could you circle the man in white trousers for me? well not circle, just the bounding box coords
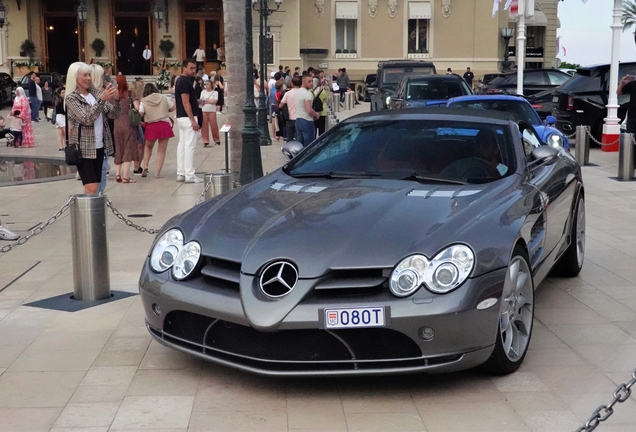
[174,59,202,183]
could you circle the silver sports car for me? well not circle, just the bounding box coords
[140,109,585,377]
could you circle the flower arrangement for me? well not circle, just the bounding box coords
[13,60,43,68]
[153,61,181,69]
[156,69,171,90]
[96,61,113,68]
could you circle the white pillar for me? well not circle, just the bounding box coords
[603,0,622,150]
[0,26,8,74]
[516,0,526,96]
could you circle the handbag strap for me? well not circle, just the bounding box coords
[128,91,133,109]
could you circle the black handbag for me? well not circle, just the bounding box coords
[64,111,82,166]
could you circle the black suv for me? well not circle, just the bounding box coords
[368,60,436,111]
[479,69,571,97]
[388,75,473,109]
[552,62,636,142]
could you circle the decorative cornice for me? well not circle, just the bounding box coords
[315,0,324,18]
[368,0,377,18]
[388,0,397,18]
[442,0,451,18]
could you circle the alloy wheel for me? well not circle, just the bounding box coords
[576,199,586,268]
[499,256,534,362]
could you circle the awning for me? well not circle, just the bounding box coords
[509,10,547,27]
[336,1,358,19]
[409,2,432,19]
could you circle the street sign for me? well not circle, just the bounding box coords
[319,62,329,68]
[552,57,562,68]
[260,35,274,65]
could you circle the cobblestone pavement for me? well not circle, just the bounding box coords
[1,103,636,431]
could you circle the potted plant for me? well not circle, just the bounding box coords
[159,39,175,58]
[90,38,106,57]
[20,39,36,61]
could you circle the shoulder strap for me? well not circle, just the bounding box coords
[316,88,323,98]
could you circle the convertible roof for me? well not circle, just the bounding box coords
[348,107,519,125]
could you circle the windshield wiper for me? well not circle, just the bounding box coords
[400,173,468,185]
[289,171,380,179]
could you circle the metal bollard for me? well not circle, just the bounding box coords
[346,92,354,110]
[204,173,232,200]
[575,125,590,166]
[71,194,111,301]
[618,133,635,181]
[332,94,340,112]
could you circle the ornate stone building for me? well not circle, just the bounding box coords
[0,0,559,80]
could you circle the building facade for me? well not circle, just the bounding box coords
[0,0,559,81]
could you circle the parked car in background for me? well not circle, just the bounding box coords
[368,59,437,111]
[18,72,64,97]
[139,108,585,377]
[479,69,572,97]
[356,73,377,102]
[388,75,472,109]
[526,89,555,120]
[445,95,570,149]
[0,73,17,106]
[475,73,499,93]
[552,62,636,143]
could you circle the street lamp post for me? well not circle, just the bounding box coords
[252,0,282,146]
[241,0,264,185]
[500,27,514,72]
[76,1,87,62]
[0,1,7,28]
[152,0,165,29]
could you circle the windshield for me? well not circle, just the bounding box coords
[286,119,517,183]
[407,80,471,100]
[447,99,541,125]
[381,67,435,85]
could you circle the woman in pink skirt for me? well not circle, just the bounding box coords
[139,83,175,178]
[11,88,34,147]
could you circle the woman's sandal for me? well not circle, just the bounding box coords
[116,175,122,183]
[122,177,136,183]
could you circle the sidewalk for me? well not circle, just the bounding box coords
[1,102,636,431]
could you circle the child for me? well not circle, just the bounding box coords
[0,116,13,147]
[9,110,23,148]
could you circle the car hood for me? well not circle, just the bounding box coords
[176,172,519,279]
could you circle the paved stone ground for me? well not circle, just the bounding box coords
[1,103,636,431]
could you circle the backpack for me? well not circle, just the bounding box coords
[312,88,324,112]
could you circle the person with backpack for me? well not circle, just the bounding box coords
[312,70,329,137]
[294,72,320,146]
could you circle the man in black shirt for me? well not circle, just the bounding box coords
[463,67,475,90]
[618,74,636,134]
[175,58,202,183]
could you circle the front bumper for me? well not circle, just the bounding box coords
[140,261,506,377]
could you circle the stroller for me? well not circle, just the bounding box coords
[0,128,14,147]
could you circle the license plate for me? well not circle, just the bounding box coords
[552,96,559,103]
[323,306,385,329]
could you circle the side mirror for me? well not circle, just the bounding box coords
[545,115,557,126]
[369,82,379,87]
[281,140,303,161]
[530,146,559,166]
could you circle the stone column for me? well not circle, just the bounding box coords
[0,26,8,74]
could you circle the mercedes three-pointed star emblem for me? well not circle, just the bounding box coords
[259,261,299,298]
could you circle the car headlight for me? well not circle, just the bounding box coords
[150,229,183,272]
[385,96,392,106]
[426,245,474,293]
[389,245,475,297]
[172,241,202,280]
[546,133,563,148]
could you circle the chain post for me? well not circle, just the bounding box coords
[0,196,76,254]
[574,368,636,432]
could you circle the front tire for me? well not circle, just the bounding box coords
[551,195,585,277]
[480,247,534,375]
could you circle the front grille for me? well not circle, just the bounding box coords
[314,268,389,293]
[155,310,461,373]
[200,256,241,290]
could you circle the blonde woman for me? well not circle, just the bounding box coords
[139,83,175,178]
[65,62,120,194]
[199,80,219,146]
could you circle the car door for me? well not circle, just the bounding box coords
[522,126,576,260]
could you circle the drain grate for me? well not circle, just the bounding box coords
[127,214,153,218]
